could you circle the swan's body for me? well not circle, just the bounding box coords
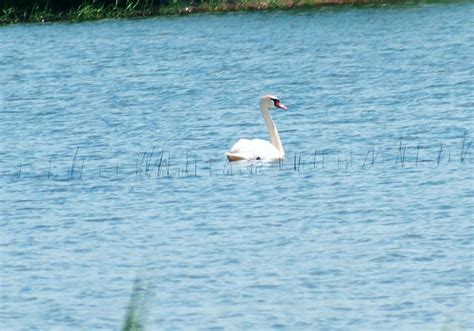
[226,138,280,161]
[226,95,287,161]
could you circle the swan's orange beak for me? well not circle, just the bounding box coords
[275,100,287,110]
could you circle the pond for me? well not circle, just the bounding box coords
[1,2,473,329]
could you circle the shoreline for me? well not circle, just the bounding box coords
[0,0,464,25]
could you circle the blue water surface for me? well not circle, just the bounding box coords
[1,2,473,330]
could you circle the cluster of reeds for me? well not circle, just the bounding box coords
[134,146,199,178]
[6,137,472,181]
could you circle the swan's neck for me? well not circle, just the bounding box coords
[260,108,284,156]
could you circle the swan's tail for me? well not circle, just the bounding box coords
[225,152,248,162]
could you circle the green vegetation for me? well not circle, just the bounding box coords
[2,0,160,24]
[0,0,440,25]
[122,276,150,331]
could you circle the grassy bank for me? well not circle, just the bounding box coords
[0,0,458,24]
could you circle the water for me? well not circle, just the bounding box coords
[1,2,473,330]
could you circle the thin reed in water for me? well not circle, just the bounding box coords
[136,152,146,176]
[371,147,381,166]
[395,139,403,165]
[17,162,22,179]
[185,151,189,177]
[144,146,155,175]
[415,144,420,166]
[69,147,79,180]
[461,138,472,163]
[194,155,197,177]
[460,132,467,162]
[437,143,443,166]
[155,150,165,177]
[48,158,52,179]
[402,144,407,167]
[362,148,371,169]
[79,156,85,179]
[313,149,317,169]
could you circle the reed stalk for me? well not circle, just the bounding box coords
[372,147,381,166]
[17,162,22,179]
[460,135,471,163]
[194,155,197,177]
[48,157,52,179]
[69,147,79,180]
[401,144,407,167]
[395,139,402,165]
[155,150,165,177]
[313,149,317,169]
[144,147,155,175]
[415,144,420,166]
[437,143,443,166]
[136,152,146,176]
[167,153,171,177]
[80,156,85,179]
[362,147,370,169]
[185,151,189,177]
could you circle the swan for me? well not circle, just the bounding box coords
[226,95,288,161]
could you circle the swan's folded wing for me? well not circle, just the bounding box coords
[228,139,252,153]
[226,139,253,161]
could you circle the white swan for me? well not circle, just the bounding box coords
[226,95,288,161]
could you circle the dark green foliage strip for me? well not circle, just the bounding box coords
[1,0,175,24]
[0,0,460,24]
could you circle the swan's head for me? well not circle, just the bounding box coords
[260,95,287,111]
